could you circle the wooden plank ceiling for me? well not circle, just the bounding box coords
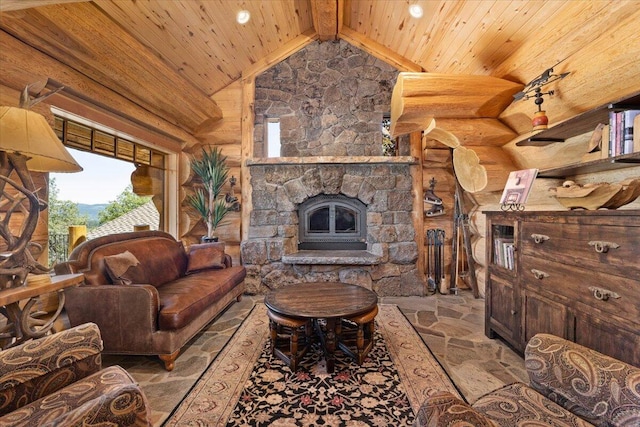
[0,0,633,141]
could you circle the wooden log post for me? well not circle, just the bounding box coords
[390,73,523,138]
[423,121,516,194]
[68,225,86,253]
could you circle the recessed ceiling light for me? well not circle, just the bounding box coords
[237,10,250,25]
[409,4,423,19]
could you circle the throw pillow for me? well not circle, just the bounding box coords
[186,243,225,274]
[103,251,148,285]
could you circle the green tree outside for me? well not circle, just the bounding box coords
[98,185,151,224]
[48,177,89,234]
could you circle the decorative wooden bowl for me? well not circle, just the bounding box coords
[551,178,640,210]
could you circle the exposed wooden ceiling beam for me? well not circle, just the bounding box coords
[0,30,198,146]
[311,0,339,41]
[0,3,222,135]
[339,27,423,72]
[390,73,523,138]
[0,0,87,12]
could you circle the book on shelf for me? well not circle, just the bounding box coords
[635,114,640,153]
[499,168,538,205]
[493,237,515,270]
[608,109,640,156]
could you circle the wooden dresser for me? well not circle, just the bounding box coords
[484,210,640,367]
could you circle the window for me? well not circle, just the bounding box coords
[52,112,167,232]
[266,118,281,157]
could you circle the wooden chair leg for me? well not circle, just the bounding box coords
[269,319,278,356]
[290,328,300,370]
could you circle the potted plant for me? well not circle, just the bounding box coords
[187,147,231,243]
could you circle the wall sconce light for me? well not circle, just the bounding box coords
[0,85,82,288]
[225,175,241,212]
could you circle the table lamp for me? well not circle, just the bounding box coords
[1,104,82,289]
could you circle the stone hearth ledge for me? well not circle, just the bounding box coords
[246,156,419,166]
[281,250,382,265]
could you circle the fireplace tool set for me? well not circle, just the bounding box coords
[426,228,445,294]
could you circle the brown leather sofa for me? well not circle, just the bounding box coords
[414,333,640,427]
[0,323,150,426]
[55,230,246,371]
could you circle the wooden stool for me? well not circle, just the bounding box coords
[267,309,311,371]
[337,305,378,364]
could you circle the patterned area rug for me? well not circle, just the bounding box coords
[165,303,460,426]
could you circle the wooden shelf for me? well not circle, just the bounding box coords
[516,93,640,147]
[538,152,640,178]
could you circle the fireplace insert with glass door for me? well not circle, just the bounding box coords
[298,195,367,250]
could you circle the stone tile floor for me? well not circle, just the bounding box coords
[382,291,528,403]
[103,290,527,425]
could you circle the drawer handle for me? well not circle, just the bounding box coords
[531,269,549,280]
[531,234,549,244]
[588,241,620,253]
[588,286,620,301]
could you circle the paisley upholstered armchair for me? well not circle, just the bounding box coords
[415,333,640,427]
[0,323,151,426]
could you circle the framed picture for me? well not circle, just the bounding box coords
[500,169,539,205]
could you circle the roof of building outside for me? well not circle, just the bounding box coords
[87,200,159,239]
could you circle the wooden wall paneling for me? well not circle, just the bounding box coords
[311,0,339,41]
[423,148,452,166]
[390,73,523,134]
[463,1,566,76]
[240,77,256,242]
[410,131,425,286]
[452,146,515,194]
[0,0,88,12]
[0,31,198,146]
[93,0,314,97]
[410,1,478,73]
[339,27,423,72]
[431,118,517,146]
[436,0,512,74]
[498,3,640,135]
[202,80,244,145]
[0,4,222,133]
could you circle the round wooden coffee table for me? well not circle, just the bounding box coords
[264,282,378,373]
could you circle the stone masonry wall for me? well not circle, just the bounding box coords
[242,39,422,297]
[241,163,423,296]
[253,40,398,157]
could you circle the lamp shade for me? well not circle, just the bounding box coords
[0,106,82,172]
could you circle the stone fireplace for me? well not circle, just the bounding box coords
[241,158,422,296]
[240,40,423,296]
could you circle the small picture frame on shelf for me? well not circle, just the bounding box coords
[500,168,539,211]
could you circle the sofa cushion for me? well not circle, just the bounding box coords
[472,382,595,427]
[186,243,225,274]
[157,266,246,330]
[83,237,188,287]
[104,251,149,285]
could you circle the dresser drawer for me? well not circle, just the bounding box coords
[520,256,640,325]
[520,222,640,280]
